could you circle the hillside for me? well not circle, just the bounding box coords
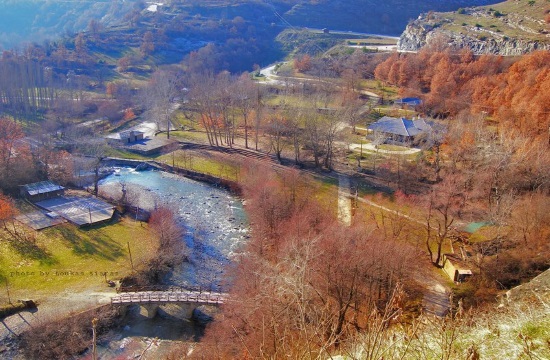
[0,0,503,51]
[281,0,503,36]
[398,0,550,54]
[0,0,138,51]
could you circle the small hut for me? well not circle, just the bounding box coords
[20,181,64,202]
[119,130,145,144]
[442,253,473,283]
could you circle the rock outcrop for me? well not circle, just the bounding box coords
[398,9,550,55]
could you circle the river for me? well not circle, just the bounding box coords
[99,167,248,290]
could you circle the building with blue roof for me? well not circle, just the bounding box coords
[394,97,423,107]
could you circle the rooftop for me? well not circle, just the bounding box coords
[368,116,432,137]
[394,97,422,106]
[35,196,114,226]
[21,181,64,196]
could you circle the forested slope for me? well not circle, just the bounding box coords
[0,0,137,50]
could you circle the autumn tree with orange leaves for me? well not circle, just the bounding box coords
[0,193,16,230]
[0,117,36,191]
[374,50,549,138]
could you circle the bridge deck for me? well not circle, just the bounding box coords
[111,290,228,306]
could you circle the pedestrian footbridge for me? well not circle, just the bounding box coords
[110,286,228,318]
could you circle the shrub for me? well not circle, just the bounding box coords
[20,305,121,359]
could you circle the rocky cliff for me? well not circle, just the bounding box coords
[398,2,550,55]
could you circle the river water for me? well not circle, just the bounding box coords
[99,167,248,289]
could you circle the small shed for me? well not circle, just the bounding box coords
[119,130,145,144]
[394,97,422,108]
[442,253,473,283]
[20,181,65,202]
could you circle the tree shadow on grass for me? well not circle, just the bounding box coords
[56,224,124,261]
[5,236,58,266]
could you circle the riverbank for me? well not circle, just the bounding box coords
[102,157,242,195]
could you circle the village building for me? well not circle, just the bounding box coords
[19,181,114,228]
[394,97,422,108]
[442,253,473,284]
[106,126,177,155]
[20,181,65,202]
[119,130,145,144]
[367,116,432,145]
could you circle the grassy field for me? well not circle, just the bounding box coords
[0,218,154,304]
[157,149,242,181]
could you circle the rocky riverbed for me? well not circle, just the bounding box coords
[99,167,249,289]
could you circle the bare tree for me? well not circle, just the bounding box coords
[142,69,179,139]
[232,73,257,149]
[265,113,288,163]
[342,98,366,134]
[301,108,325,168]
[424,173,466,267]
[253,84,265,151]
[78,138,108,196]
[322,111,341,170]
[188,72,231,147]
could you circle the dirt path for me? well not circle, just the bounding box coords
[0,287,117,349]
[337,174,352,226]
[415,269,451,317]
[349,142,422,155]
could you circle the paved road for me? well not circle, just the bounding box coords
[259,64,380,100]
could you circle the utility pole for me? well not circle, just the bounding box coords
[5,278,12,305]
[92,318,98,360]
[127,242,134,272]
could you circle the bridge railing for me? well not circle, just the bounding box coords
[117,285,220,294]
[110,290,228,305]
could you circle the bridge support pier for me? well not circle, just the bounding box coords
[140,304,159,319]
[176,303,197,319]
[117,305,128,317]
